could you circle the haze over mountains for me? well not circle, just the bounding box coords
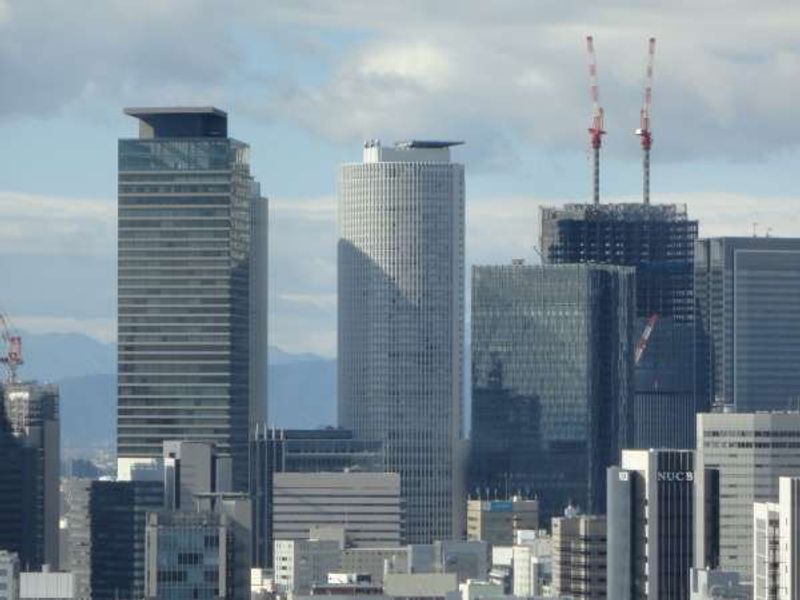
[18,332,337,453]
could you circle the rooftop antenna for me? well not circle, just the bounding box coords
[586,35,606,205]
[635,38,656,205]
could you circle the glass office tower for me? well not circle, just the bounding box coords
[695,237,800,411]
[540,202,699,448]
[471,262,635,519]
[117,107,267,490]
[338,140,465,543]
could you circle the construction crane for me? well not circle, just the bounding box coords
[0,313,23,383]
[586,35,605,205]
[634,313,659,366]
[635,37,656,205]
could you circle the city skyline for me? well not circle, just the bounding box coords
[2,3,800,356]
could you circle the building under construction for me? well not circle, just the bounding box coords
[539,202,699,448]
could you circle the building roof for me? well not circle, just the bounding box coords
[394,140,464,149]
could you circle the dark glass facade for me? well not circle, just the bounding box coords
[694,237,800,411]
[90,480,163,600]
[117,108,267,490]
[470,263,634,519]
[540,202,699,449]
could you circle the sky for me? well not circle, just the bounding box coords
[1,1,800,356]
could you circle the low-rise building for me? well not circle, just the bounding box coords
[466,499,539,547]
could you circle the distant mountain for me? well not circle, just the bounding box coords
[18,331,115,382]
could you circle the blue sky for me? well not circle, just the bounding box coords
[1,1,800,355]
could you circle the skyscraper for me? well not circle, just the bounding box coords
[694,237,800,411]
[117,107,267,490]
[470,262,635,518]
[0,382,59,570]
[540,202,699,448]
[607,449,696,600]
[695,412,800,582]
[338,140,465,542]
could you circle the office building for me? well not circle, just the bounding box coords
[540,202,699,449]
[0,382,60,569]
[512,538,551,598]
[273,539,342,594]
[250,427,386,568]
[89,480,163,600]
[0,551,20,600]
[695,237,800,411]
[338,547,409,585]
[19,571,74,600]
[551,514,606,600]
[145,503,250,600]
[117,107,268,490]
[407,541,490,584]
[338,140,465,542]
[383,573,458,599]
[273,471,402,548]
[61,479,91,600]
[694,412,800,581]
[753,502,780,600]
[471,262,635,518]
[466,499,539,547]
[689,569,748,600]
[607,449,695,600]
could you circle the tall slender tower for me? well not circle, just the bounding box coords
[338,140,465,542]
[117,107,267,490]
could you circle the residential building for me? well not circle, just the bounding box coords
[89,480,163,600]
[0,382,60,569]
[551,514,606,600]
[607,449,696,600]
[466,498,539,547]
[471,262,635,519]
[338,139,465,542]
[273,471,402,548]
[0,551,20,600]
[694,412,800,581]
[753,502,780,600]
[540,202,699,449]
[695,237,800,411]
[117,107,268,490]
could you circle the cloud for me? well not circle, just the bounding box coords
[0,191,114,256]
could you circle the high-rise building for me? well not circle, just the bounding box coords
[338,139,465,542]
[694,412,800,582]
[753,477,800,600]
[0,382,60,569]
[694,237,800,411]
[471,262,635,518]
[466,498,539,547]
[117,107,267,490]
[551,513,607,600]
[273,472,403,548]
[540,202,699,449]
[89,480,163,600]
[607,449,696,600]
[62,478,91,600]
[753,501,780,600]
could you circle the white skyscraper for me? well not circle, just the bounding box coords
[338,140,465,542]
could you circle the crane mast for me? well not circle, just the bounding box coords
[0,313,23,383]
[586,35,606,205]
[636,37,656,205]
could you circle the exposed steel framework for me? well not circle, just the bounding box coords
[0,313,22,383]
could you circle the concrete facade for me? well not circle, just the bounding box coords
[551,515,606,600]
[466,499,539,547]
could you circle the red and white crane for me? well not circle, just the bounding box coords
[586,35,606,205]
[635,37,656,205]
[634,313,659,366]
[0,313,23,383]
